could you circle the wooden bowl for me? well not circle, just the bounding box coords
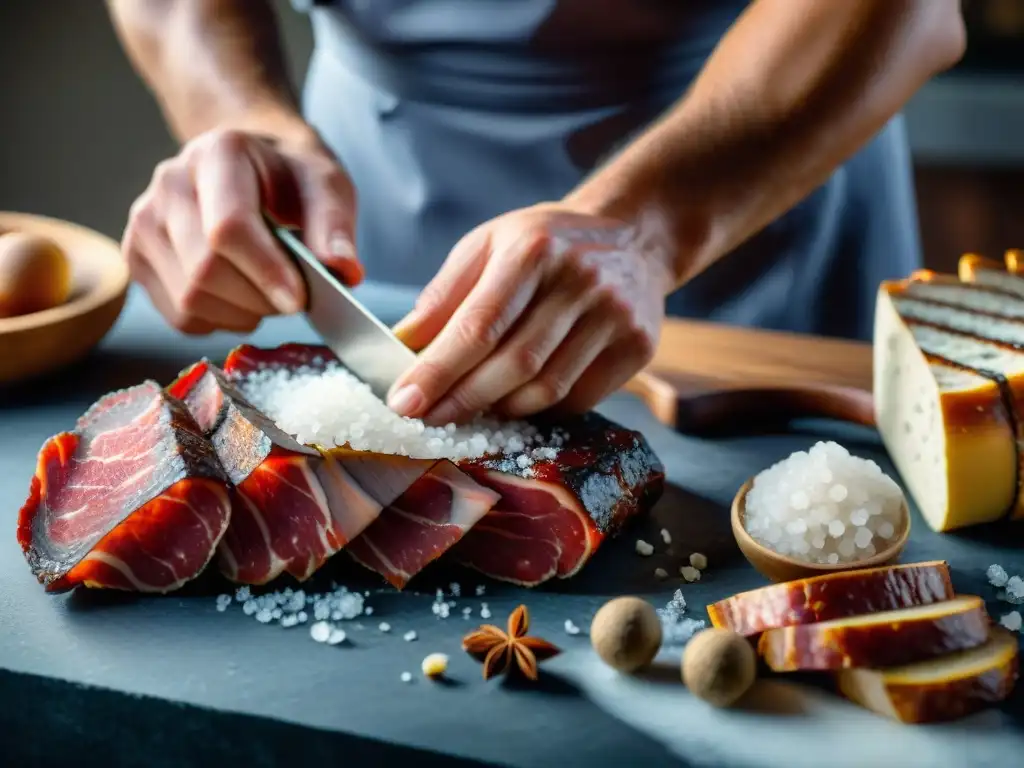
[731,477,911,584]
[0,211,129,385]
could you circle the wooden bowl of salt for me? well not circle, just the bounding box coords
[0,211,129,385]
[731,477,911,584]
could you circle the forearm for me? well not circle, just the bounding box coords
[106,0,311,144]
[566,0,966,288]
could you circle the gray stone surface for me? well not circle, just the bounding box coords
[1,288,1022,767]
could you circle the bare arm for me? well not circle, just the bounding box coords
[106,0,313,145]
[566,0,967,287]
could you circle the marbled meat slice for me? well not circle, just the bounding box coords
[169,358,387,584]
[17,382,232,593]
[346,461,500,589]
[452,412,665,586]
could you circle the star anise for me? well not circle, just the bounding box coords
[461,604,561,681]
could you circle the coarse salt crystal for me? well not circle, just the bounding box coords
[988,564,1010,588]
[404,630,418,642]
[400,671,413,683]
[379,622,391,633]
[564,619,581,636]
[310,621,331,643]
[680,566,701,582]
[689,552,708,570]
[654,567,669,580]
[660,529,672,545]
[480,603,492,619]
[1000,611,1023,632]
[475,585,486,596]
[327,628,347,645]
[635,539,654,556]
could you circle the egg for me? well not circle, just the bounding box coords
[590,596,663,673]
[0,231,72,318]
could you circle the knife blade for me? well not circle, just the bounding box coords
[267,220,418,401]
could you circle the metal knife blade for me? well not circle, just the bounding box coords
[268,222,418,401]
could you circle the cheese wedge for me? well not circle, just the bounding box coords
[758,595,990,672]
[836,627,1019,724]
[874,286,1018,532]
[707,561,954,637]
[959,252,1024,295]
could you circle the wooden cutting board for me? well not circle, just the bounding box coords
[626,319,875,433]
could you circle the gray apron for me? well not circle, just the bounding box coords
[292,0,922,341]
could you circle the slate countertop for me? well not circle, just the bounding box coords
[2,287,1023,768]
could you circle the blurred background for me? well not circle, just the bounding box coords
[0,0,1022,276]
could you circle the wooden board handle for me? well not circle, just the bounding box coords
[625,371,875,434]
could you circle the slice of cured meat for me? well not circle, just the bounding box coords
[17,382,232,593]
[168,356,412,585]
[346,461,500,589]
[452,412,666,586]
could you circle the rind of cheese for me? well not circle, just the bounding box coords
[835,627,1019,724]
[874,285,1017,532]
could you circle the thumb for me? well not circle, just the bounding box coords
[392,225,490,352]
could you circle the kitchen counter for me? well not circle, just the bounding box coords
[1,288,1022,768]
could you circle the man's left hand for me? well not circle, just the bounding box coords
[386,203,674,425]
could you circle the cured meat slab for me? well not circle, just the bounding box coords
[836,627,1020,724]
[758,596,991,672]
[17,382,232,593]
[707,561,955,636]
[453,412,665,586]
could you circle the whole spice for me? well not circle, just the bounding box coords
[462,604,561,680]
[681,628,757,708]
[590,596,662,673]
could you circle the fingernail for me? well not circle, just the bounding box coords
[388,384,425,416]
[329,233,355,259]
[269,286,302,315]
[392,311,420,342]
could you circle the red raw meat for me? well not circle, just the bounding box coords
[167,344,435,585]
[346,461,500,588]
[17,382,232,593]
[453,412,665,586]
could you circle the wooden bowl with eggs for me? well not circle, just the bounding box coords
[0,211,129,385]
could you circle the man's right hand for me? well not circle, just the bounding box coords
[123,126,362,335]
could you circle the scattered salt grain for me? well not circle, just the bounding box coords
[236,361,565,462]
[235,586,251,602]
[1000,611,1023,632]
[564,619,581,636]
[310,621,332,643]
[635,539,654,557]
[401,672,413,683]
[989,564,1010,588]
[421,653,449,678]
[404,630,418,642]
[654,567,669,580]
[326,628,347,645]
[255,608,275,624]
[462,607,473,618]
[689,553,707,570]
[680,566,701,583]
[242,600,258,616]
[743,441,904,565]
[475,585,486,597]
[660,529,672,545]
[379,622,391,633]
[297,611,308,623]
[364,606,374,616]
[280,614,299,628]
[480,603,492,620]
[449,583,461,597]
[656,589,705,646]
[215,594,232,612]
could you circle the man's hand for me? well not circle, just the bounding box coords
[123,127,362,334]
[387,204,675,424]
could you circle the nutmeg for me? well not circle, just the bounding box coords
[590,596,662,673]
[681,628,757,707]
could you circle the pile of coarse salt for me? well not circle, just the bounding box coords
[235,360,565,464]
[986,565,1024,633]
[657,589,706,646]
[744,441,904,565]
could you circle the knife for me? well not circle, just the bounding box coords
[266,217,418,401]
